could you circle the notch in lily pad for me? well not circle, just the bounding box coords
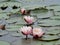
[0,6,8,10]
[12,5,20,9]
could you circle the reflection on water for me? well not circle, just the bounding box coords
[13,38,43,45]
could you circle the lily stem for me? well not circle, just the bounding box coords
[26,35,28,40]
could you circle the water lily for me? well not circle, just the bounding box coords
[20,26,32,39]
[24,16,35,24]
[33,27,44,38]
[20,8,30,15]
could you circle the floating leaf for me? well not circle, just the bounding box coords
[10,32,22,37]
[58,34,60,37]
[38,19,60,27]
[46,6,60,11]
[37,11,53,19]
[6,24,23,32]
[0,2,21,13]
[38,35,59,41]
[55,40,60,45]
[50,16,60,20]
[6,19,17,24]
[6,24,23,29]
[0,30,8,36]
[55,12,60,16]
[44,27,60,35]
[0,13,9,19]
[0,41,10,45]
[41,41,56,45]
[45,30,60,35]
[6,28,19,32]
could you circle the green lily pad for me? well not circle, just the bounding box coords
[6,19,17,24]
[6,24,23,28]
[50,16,60,20]
[31,9,48,15]
[0,0,6,2]
[49,4,60,7]
[38,19,60,27]
[0,41,10,45]
[58,34,60,37]
[23,4,46,11]
[0,13,9,19]
[6,28,19,32]
[45,30,60,35]
[38,35,59,41]
[44,27,60,35]
[55,40,60,45]
[0,2,21,7]
[55,12,60,16]
[37,11,53,19]
[41,41,56,45]
[47,27,60,31]
[38,22,53,27]
[15,18,27,25]
[0,2,21,13]
[10,8,20,13]
[6,17,22,24]
[10,32,22,37]
[5,2,21,7]
[46,6,60,11]
[6,24,23,32]
[0,30,8,36]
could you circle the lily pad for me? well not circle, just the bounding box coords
[6,19,17,24]
[0,30,8,36]
[46,6,60,11]
[55,12,60,16]
[50,16,60,20]
[15,18,27,25]
[58,34,60,37]
[0,2,21,13]
[0,13,9,19]
[0,41,10,45]
[37,11,53,19]
[10,32,21,37]
[6,28,19,32]
[38,35,59,41]
[6,24,23,29]
[6,17,21,24]
[44,27,60,35]
[45,30,60,35]
[0,2,21,7]
[6,24,23,32]
[55,40,60,45]
[23,4,46,11]
[31,9,48,16]
[38,19,60,27]
[41,41,56,45]
[0,0,7,2]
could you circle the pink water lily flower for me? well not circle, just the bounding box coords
[20,8,30,15]
[21,8,26,15]
[20,26,32,35]
[24,16,35,24]
[33,27,44,38]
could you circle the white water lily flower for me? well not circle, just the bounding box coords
[33,27,44,38]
